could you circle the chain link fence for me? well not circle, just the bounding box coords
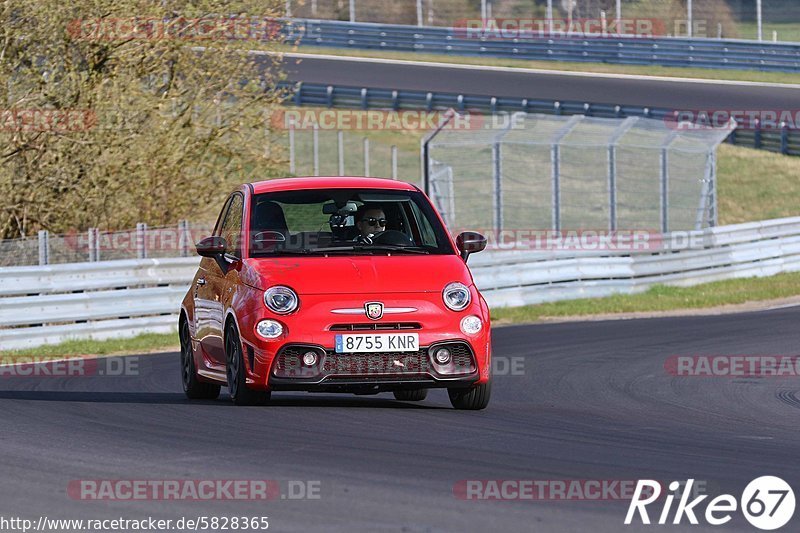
[0,222,215,268]
[270,125,422,184]
[424,113,731,234]
[286,0,800,42]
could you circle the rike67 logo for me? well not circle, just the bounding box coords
[625,477,795,530]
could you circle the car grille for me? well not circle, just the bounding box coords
[272,342,475,379]
[329,323,421,331]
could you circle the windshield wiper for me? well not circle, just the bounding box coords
[357,245,430,254]
[253,245,431,256]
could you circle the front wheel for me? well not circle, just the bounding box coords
[180,318,220,400]
[393,388,428,401]
[226,324,270,406]
[448,380,491,410]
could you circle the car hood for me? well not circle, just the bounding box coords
[241,255,472,294]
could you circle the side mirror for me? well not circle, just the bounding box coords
[196,236,226,258]
[456,231,487,261]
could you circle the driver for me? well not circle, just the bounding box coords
[354,204,386,244]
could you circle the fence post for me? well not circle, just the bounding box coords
[757,0,763,41]
[179,220,190,258]
[492,140,503,232]
[349,0,355,22]
[781,122,789,155]
[687,0,692,37]
[608,145,617,232]
[607,117,638,232]
[88,228,98,262]
[754,119,762,149]
[549,115,580,231]
[363,138,370,176]
[338,130,345,176]
[38,230,49,266]
[289,124,296,174]
[416,0,423,27]
[660,149,669,234]
[551,144,561,231]
[136,223,147,259]
[313,124,319,176]
[391,145,398,179]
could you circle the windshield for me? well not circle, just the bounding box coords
[248,188,455,257]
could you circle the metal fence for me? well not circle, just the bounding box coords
[284,18,800,72]
[281,81,800,156]
[0,222,214,268]
[285,1,800,42]
[424,113,731,233]
[279,125,422,183]
[4,216,800,349]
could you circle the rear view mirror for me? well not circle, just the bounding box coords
[196,236,226,258]
[323,201,358,214]
[456,232,487,261]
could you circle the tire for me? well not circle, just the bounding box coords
[226,323,270,406]
[448,380,491,410]
[393,388,428,401]
[180,318,220,400]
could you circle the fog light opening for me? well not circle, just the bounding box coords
[302,351,318,366]
[433,347,452,365]
[256,319,283,339]
[460,315,483,335]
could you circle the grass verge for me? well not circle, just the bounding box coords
[492,272,800,325]
[281,44,800,85]
[0,332,178,359]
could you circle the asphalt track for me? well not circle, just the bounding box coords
[1,306,799,532]
[279,54,800,111]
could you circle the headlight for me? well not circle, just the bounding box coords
[256,319,284,339]
[460,315,482,335]
[264,286,299,314]
[443,282,471,311]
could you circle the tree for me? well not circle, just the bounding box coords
[0,0,287,238]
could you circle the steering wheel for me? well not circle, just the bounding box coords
[371,230,415,247]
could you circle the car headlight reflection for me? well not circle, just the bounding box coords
[264,286,299,314]
[443,282,471,311]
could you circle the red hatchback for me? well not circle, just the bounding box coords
[179,177,491,409]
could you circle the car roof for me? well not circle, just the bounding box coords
[249,176,419,194]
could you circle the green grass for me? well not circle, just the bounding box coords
[717,143,800,225]
[737,22,800,43]
[0,332,178,359]
[492,272,800,325]
[281,44,800,85]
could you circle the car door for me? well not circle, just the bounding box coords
[195,194,244,369]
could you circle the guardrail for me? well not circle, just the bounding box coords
[278,81,800,156]
[3,217,800,350]
[284,18,800,73]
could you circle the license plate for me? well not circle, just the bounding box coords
[335,333,419,353]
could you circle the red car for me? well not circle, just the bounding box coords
[179,177,491,409]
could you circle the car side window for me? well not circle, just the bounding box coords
[409,200,438,247]
[219,193,244,257]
